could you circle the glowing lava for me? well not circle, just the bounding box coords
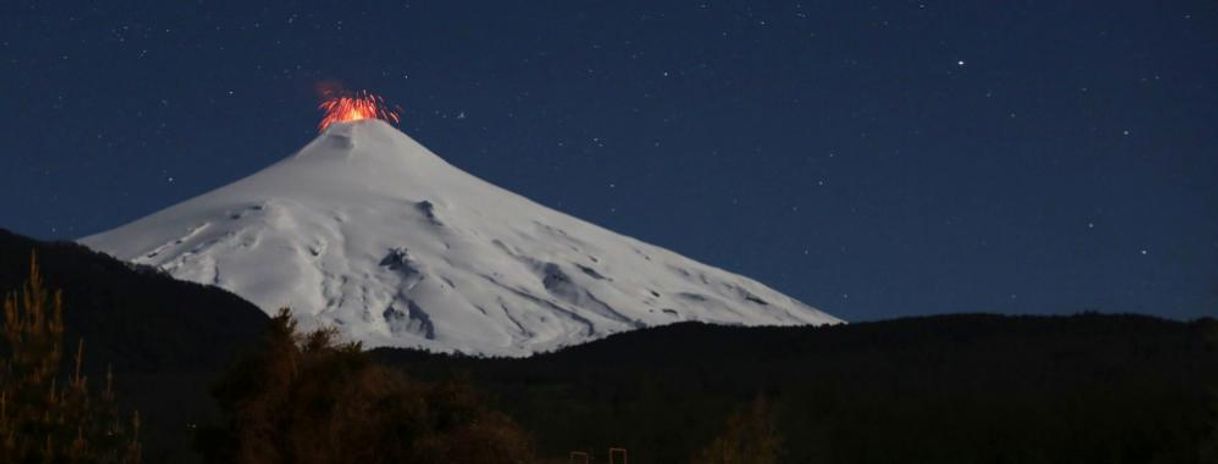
[317,90,401,132]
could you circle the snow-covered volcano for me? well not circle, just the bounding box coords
[82,120,840,355]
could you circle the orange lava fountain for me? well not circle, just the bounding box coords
[317,90,401,132]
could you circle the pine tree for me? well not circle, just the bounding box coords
[0,252,141,464]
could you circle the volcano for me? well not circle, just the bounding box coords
[82,120,841,355]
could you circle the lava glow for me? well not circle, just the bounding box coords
[317,90,401,132]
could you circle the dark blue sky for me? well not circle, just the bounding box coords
[2,1,1215,321]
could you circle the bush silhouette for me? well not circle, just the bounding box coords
[199,308,533,464]
[695,395,782,464]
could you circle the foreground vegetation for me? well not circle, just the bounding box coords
[2,229,1216,463]
[0,254,141,463]
[196,309,534,464]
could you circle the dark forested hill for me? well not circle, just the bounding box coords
[0,228,269,461]
[3,229,1215,463]
[378,314,1218,463]
[0,229,268,370]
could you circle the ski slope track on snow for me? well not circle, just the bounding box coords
[82,120,842,356]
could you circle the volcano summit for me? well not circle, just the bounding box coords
[82,120,840,355]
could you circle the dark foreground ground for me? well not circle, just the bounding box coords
[3,228,1216,463]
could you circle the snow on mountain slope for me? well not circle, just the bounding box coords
[81,120,841,356]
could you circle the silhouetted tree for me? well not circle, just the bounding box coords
[199,308,533,464]
[0,253,141,463]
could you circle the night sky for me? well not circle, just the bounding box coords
[2,1,1215,322]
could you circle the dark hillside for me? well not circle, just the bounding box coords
[0,229,269,462]
[379,314,1218,463]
